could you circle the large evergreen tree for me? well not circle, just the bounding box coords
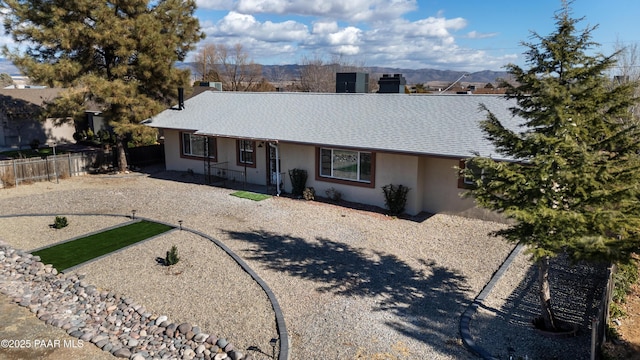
[0,0,204,171]
[463,3,640,330]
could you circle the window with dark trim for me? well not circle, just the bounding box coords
[181,132,216,160]
[317,147,374,187]
[458,159,483,189]
[237,139,256,167]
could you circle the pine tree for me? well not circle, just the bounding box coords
[0,0,204,171]
[463,3,640,330]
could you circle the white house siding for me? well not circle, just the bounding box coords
[420,156,505,221]
[163,130,269,185]
[164,129,199,173]
[279,143,421,214]
[420,157,471,214]
[218,137,268,186]
[163,131,498,218]
[0,117,75,148]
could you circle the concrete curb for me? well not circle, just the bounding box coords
[460,243,524,360]
[0,212,290,360]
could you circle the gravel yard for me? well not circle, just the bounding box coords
[0,170,515,359]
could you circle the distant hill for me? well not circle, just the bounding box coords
[182,62,510,85]
[4,58,510,86]
[364,66,509,84]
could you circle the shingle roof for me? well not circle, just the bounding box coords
[146,91,524,161]
[0,88,102,112]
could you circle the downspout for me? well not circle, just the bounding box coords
[268,142,281,196]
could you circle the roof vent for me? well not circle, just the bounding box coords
[335,72,369,93]
[377,74,406,94]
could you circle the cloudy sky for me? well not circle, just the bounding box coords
[0,0,637,73]
[193,0,640,71]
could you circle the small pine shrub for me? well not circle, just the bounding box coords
[325,187,342,202]
[165,245,180,266]
[53,216,68,229]
[382,184,410,215]
[303,187,315,201]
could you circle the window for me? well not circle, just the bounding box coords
[318,147,373,184]
[458,159,484,189]
[181,132,216,159]
[237,140,256,167]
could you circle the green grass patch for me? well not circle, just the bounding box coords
[33,220,173,271]
[230,191,271,201]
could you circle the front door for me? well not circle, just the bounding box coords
[267,145,282,186]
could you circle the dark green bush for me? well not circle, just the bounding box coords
[382,184,410,215]
[53,216,68,229]
[165,245,180,266]
[325,187,342,202]
[289,168,308,196]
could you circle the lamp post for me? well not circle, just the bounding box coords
[131,210,137,220]
[269,338,278,359]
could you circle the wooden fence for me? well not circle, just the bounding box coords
[591,264,616,360]
[0,145,164,188]
[0,152,101,188]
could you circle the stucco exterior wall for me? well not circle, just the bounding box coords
[163,130,268,185]
[278,143,421,214]
[420,157,504,221]
[0,117,75,148]
[162,132,502,219]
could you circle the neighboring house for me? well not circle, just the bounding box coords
[145,91,522,219]
[0,87,110,150]
[0,88,76,149]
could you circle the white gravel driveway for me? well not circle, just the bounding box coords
[0,170,513,359]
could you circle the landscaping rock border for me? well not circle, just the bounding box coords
[0,213,289,360]
[0,242,252,360]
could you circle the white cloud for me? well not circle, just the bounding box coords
[212,11,308,42]
[196,0,234,10]
[200,0,417,22]
[332,45,360,56]
[193,3,515,71]
[327,27,361,46]
[312,21,339,34]
[466,30,499,39]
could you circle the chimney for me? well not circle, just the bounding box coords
[178,87,185,110]
[336,72,369,93]
[377,74,406,93]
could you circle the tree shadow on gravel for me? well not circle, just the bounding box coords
[224,229,474,357]
[473,254,609,360]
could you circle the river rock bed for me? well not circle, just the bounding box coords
[0,242,252,360]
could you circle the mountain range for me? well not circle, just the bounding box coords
[183,63,510,85]
[2,58,510,85]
